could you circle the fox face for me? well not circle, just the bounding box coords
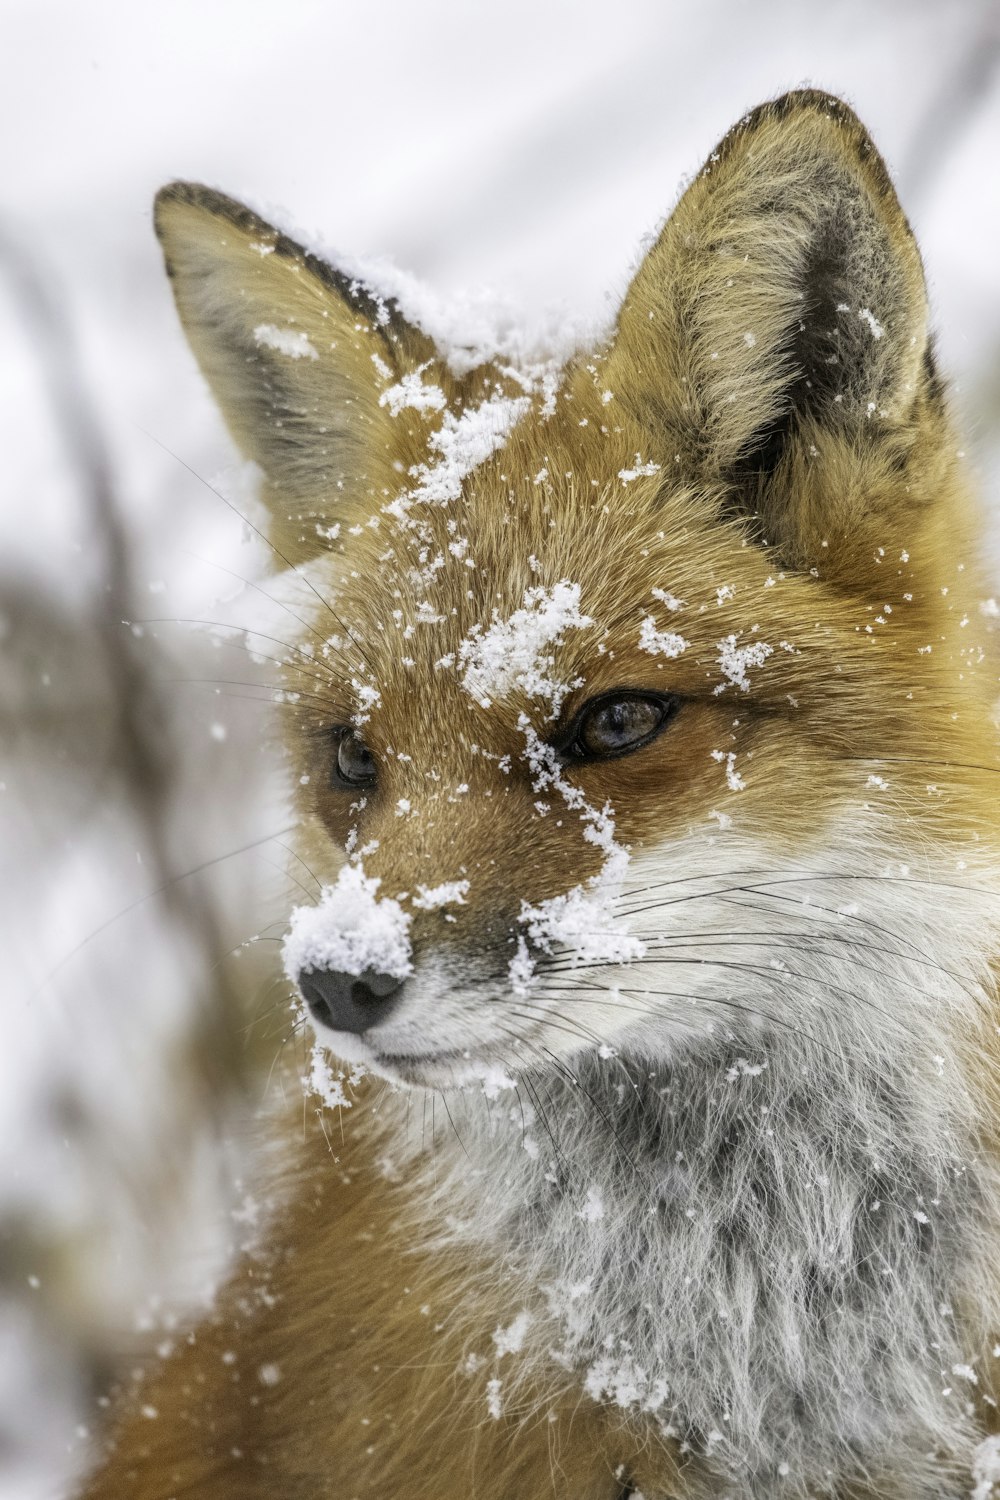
[149,91,1000,1499]
[156,93,993,1098]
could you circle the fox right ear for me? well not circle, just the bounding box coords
[605,92,940,568]
[154,183,437,562]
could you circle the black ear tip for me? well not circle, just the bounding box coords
[152,182,275,245]
[765,88,859,120]
[154,180,210,225]
[155,179,203,207]
[726,90,870,154]
[721,90,900,216]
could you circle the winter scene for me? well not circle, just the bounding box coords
[3,1,1000,1496]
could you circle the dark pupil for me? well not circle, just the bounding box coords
[581,697,662,756]
[337,732,375,784]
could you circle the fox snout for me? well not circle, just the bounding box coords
[298,966,405,1034]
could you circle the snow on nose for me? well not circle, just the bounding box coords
[282,864,413,990]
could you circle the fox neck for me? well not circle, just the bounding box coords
[413,987,1000,1497]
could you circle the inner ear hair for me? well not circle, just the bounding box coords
[607,91,943,556]
[154,183,438,562]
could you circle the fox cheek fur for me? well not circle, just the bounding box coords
[84,92,1000,1500]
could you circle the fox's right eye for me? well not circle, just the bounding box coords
[332,729,377,789]
[563,690,679,762]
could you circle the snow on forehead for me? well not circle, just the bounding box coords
[459,581,593,716]
[385,388,531,521]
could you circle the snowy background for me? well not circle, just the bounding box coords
[2,1,999,1495]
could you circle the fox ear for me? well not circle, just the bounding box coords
[154,183,436,561]
[606,91,938,564]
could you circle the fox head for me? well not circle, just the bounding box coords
[155,91,997,1095]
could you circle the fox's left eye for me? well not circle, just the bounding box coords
[332,728,377,788]
[565,691,679,761]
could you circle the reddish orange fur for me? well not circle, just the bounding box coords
[82,92,1000,1499]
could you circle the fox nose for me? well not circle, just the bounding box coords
[298,968,404,1034]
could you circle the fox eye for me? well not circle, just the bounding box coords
[566,691,678,761]
[332,728,377,788]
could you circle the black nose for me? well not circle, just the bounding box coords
[298,968,404,1034]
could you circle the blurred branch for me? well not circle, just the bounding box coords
[0,227,171,874]
[0,226,252,1497]
[0,224,246,1079]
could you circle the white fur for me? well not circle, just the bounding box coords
[308,821,1000,1499]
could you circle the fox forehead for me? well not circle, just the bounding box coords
[290,383,946,758]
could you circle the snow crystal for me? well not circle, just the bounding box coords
[386,390,529,518]
[493,1311,532,1357]
[351,681,380,726]
[858,307,885,339]
[725,1057,766,1081]
[972,1435,1000,1500]
[711,749,745,792]
[282,864,413,983]
[538,368,560,417]
[415,601,446,624]
[577,1186,605,1222]
[584,1348,668,1414]
[252,323,318,360]
[510,721,644,986]
[459,580,592,716]
[467,1061,518,1100]
[304,1046,366,1109]
[638,617,688,659]
[519,876,644,969]
[714,633,773,694]
[378,367,446,418]
[485,1377,503,1419]
[508,935,535,994]
[651,587,684,611]
[618,457,661,484]
[411,880,470,910]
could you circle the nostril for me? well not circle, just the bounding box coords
[298,967,405,1035]
[298,973,336,1030]
[351,971,403,1005]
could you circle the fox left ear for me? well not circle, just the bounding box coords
[154,183,437,562]
[606,91,942,566]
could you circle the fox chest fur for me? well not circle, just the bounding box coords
[84,91,1000,1500]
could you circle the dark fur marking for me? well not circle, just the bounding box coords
[154,181,418,355]
[730,201,860,492]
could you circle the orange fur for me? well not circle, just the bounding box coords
[82,1091,642,1499]
[82,92,1000,1499]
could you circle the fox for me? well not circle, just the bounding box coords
[81,90,1000,1499]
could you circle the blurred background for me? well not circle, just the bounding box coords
[2,1,999,1494]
